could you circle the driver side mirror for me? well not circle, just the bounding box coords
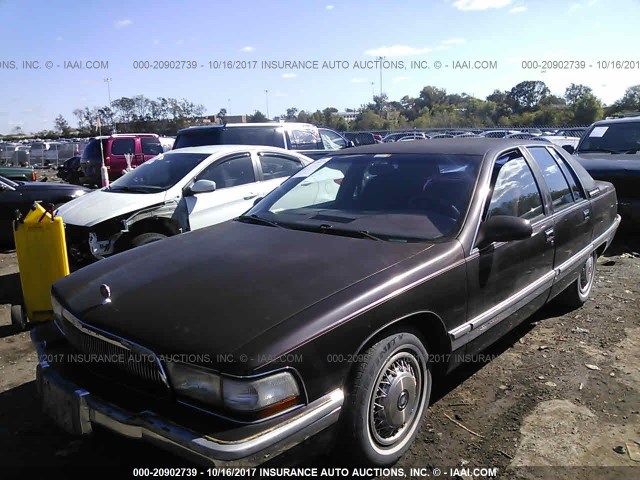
[345,140,355,148]
[186,179,217,195]
[476,215,532,248]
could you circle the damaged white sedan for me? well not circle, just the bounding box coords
[56,145,313,267]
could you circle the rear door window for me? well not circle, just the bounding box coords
[141,137,164,155]
[111,138,135,155]
[288,128,322,150]
[258,153,303,180]
[528,146,574,210]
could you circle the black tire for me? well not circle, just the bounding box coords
[130,232,167,248]
[340,331,431,466]
[557,251,597,308]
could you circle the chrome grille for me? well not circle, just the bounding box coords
[59,314,167,390]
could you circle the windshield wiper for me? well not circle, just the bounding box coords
[316,224,382,241]
[107,185,155,193]
[236,214,282,228]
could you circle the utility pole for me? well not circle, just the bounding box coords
[104,77,116,133]
[265,90,270,119]
[376,56,385,96]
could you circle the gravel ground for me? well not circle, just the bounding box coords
[0,195,638,479]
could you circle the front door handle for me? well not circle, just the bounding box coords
[544,227,555,245]
[243,193,258,200]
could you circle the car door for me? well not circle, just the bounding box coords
[460,149,556,352]
[184,152,258,230]
[140,137,164,165]
[0,181,26,244]
[254,151,306,197]
[108,137,136,176]
[525,145,593,296]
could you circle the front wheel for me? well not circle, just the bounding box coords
[557,251,597,308]
[130,232,167,248]
[341,331,431,466]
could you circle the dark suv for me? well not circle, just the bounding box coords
[79,134,164,186]
[174,122,350,159]
[574,116,640,226]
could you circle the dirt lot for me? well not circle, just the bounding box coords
[0,223,638,479]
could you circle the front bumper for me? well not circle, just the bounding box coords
[32,331,343,467]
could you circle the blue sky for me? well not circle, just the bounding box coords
[1,0,639,133]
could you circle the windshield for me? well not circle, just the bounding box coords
[577,121,640,153]
[107,152,210,193]
[174,127,286,149]
[246,153,482,241]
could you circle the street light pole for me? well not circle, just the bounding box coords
[104,77,116,133]
[371,82,375,100]
[265,90,269,119]
[376,56,385,96]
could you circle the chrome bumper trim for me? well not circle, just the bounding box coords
[33,340,343,467]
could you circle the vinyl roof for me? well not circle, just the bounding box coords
[330,138,555,156]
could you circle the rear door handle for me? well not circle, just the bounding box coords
[544,227,555,245]
[583,208,591,220]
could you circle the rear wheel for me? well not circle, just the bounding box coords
[557,251,597,308]
[340,331,431,466]
[130,232,167,248]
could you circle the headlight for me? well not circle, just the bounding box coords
[166,363,301,419]
[51,294,63,319]
[165,362,222,407]
[223,372,300,416]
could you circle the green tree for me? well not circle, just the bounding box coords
[54,115,71,135]
[508,81,550,113]
[285,107,298,120]
[573,93,603,124]
[564,83,593,105]
[249,110,268,122]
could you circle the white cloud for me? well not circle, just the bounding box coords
[453,0,513,11]
[281,73,297,79]
[509,5,527,13]
[364,45,432,57]
[568,2,581,11]
[114,19,132,29]
[350,77,370,83]
[325,4,334,10]
[392,76,411,83]
[241,46,255,52]
[442,38,465,45]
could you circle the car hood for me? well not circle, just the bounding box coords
[574,153,640,175]
[16,181,90,193]
[53,220,431,364]
[55,188,168,227]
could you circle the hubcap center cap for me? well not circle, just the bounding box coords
[397,390,409,410]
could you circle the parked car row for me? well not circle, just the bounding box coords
[57,145,314,266]
[0,139,87,167]
[31,137,621,468]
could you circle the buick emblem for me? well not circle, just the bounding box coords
[100,284,112,305]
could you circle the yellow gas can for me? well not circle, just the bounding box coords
[13,202,70,324]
